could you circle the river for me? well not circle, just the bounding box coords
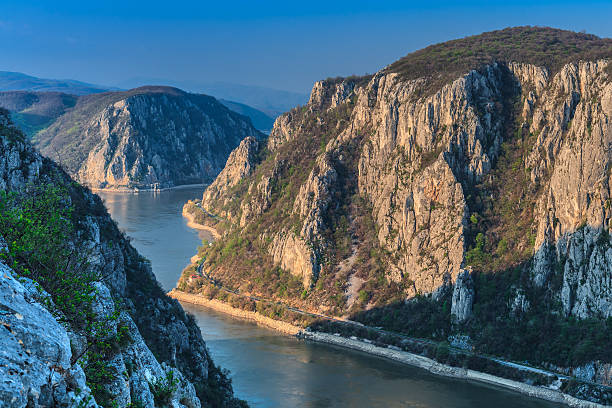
[98,188,562,408]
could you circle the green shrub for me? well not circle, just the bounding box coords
[470,213,479,224]
[0,183,134,405]
[149,370,179,406]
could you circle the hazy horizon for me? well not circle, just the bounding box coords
[2,0,612,94]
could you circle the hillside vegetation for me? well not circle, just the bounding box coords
[387,26,612,95]
[35,86,263,189]
[0,91,77,138]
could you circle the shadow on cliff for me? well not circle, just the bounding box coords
[308,224,612,381]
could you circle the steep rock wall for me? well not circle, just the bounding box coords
[0,112,242,407]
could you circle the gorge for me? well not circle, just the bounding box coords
[1,24,611,408]
[97,186,563,407]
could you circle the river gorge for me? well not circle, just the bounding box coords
[97,188,562,408]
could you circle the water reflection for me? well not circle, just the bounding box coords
[182,303,562,408]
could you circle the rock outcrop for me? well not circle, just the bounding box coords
[202,31,612,313]
[36,86,262,190]
[0,261,94,407]
[202,136,259,216]
[451,269,474,322]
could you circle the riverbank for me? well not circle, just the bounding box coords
[302,331,607,408]
[91,183,208,193]
[168,289,301,335]
[176,197,608,407]
[181,206,221,240]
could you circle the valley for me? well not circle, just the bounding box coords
[1,21,611,408]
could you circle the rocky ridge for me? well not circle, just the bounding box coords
[0,109,244,407]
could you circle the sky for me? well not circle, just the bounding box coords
[1,0,612,94]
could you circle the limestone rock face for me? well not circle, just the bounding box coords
[451,269,474,323]
[308,79,356,111]
[200,56,612,320]
[36,87,262,190]
[353,66,509,294]
[194,30,612,398]
[0,114,240,407]
[239,159,287,227]
[270,231,319,288]
[267,78,359,151]
[202,136,260,216]
[0,262,95,407]
[521,61,612,318]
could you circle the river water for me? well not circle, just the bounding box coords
[98,188,562,408]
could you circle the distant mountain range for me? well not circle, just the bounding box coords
[218,99,275,132]
[0,71,113,95]
[0,71,285,132]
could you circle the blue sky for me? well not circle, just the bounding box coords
[1,0,611,93]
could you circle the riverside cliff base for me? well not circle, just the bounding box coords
[167,289,607,408]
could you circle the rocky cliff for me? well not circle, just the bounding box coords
[0,109,245,407]
[35,86,262,190]
[185,27,612,387]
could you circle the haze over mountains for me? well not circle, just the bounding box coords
[0,71,113,95]
[1,22,612,407]
[0,71,305,125]
[0,71,292,137]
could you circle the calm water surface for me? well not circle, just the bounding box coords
[98,188,562,408]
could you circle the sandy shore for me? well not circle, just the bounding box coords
[168,289,301,335]
[182,207,221,240]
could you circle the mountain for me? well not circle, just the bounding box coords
[36,86,263,190]
[199,82,308,117]
[115,78,309,117]
[0,89,273,141]
[179,27,612,402]
[0,90,77,138]
[0,109,246,406]
[218,99,275,132]
[0,71,111,95]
